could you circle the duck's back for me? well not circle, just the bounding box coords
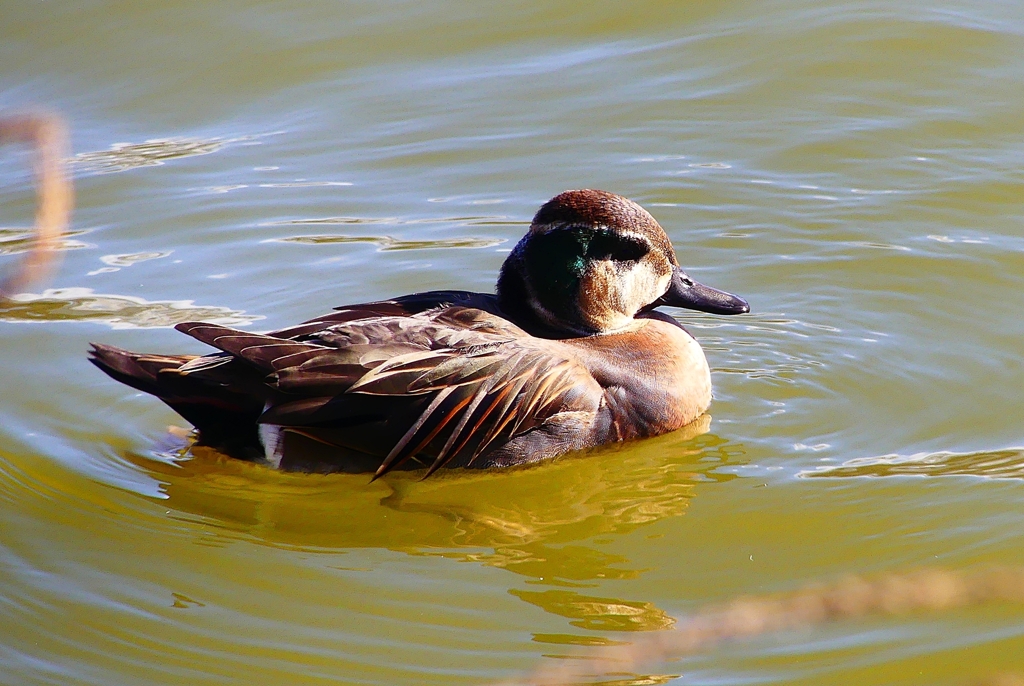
[94,292,615,475]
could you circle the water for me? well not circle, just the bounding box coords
[2,1,1024,683]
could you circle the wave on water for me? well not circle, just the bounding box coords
[0,287,261,328]
[71,138,224,174]
[69,132,284,175]
[268,234,504,251]
[259,214,515,251]
[0,228,92,256]
[800,448,1024,480]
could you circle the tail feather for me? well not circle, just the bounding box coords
[88,343,191,396]
[89,343,265,457]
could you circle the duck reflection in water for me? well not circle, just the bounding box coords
[128,415,744,637]
[91,190,748,477]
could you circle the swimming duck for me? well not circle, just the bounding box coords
[90,189,749,477]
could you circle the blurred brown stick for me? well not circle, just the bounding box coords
[496,566,1024,685]
[0,113,73,299]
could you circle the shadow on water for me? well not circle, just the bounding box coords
[122,415,748,634]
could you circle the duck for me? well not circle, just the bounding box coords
[90,189,749,477]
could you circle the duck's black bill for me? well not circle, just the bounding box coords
[653,267,750,315]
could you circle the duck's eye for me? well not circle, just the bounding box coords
[586,232,648,263]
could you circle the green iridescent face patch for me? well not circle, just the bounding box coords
[511,226,650,332]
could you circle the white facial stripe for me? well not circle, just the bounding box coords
[532,223,654,253]
[616,230,650,246]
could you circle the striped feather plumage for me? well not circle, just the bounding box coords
[90,190,749,476]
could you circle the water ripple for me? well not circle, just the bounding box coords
[0,288,260,328]
[801,448,1024,480]
[70,132,283,175]
[71,138,224,174]
[0,228,92,256]
[268,234,504,251]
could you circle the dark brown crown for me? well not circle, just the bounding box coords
[530,189,677,263]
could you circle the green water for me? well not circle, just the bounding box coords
[2,1,1024,684]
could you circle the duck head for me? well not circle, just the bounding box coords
[496,189,749,336]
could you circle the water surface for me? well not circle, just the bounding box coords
[2,1,1024,684]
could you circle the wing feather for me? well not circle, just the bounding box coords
[428,370,503,468]
[175,322,327,373]
[374,386,461,476]
[175,303,599,477]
